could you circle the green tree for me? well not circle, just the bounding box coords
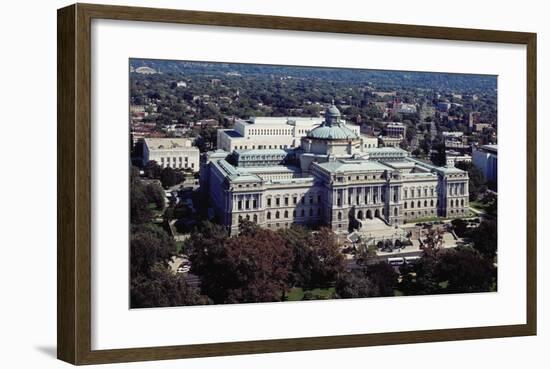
[130,183,151,225]
[130,223,176,278]
[456,161,486,201]
[468,220,498,259]
[144,183,165,210]
[309,228,346,288]
[189,226,293,304]
[434,247,495,293]
[451,218,468,237]
[130,263,209,308]
[335,269,377,299]
[160,167,184,188]
[366,261,399,297]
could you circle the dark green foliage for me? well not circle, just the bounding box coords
[160,166,184,188]
[130,223,176,279]
[144,160,162,179]
[130,182,151,225]
[130,263,209,308]
[278,226,345,289]
[456,161,486,201]
[143,182,165,211]
[335,269,378,299]
[451,218,468,237]
[366,262,399,297]
[468,220,498,259]
[435,247,495,293]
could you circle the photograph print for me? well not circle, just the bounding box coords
[129,59,498,309]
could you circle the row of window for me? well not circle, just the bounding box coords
[235,144,289,150]
[159,156,190,164]
[248,128,294,136]
[403,187,436,199]
[267,208,320,220]
[266,194,321,207]
[404,200,436,209]
[338,174,385,182]
[237,199,258,210]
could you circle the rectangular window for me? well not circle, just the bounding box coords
[245,200,250,209]
[293,197,297,204]
[285,198,289,206]
[252,200,257,208]
[276,198,280,206]
[267,198,271,207]
[237,201,242,210]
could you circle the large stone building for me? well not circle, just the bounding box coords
[201,103,469,235]
[142,138,200,172]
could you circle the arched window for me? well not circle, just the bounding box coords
[338,212,342,220]
[284,210,289,218]
[404,202,408,209]
[424,200,427,207]
[275,211,280,219]
[267,212,271,220]
[430,200,434,207]
[461,199,465,206]
[246,215,250,221]
[394,208,398,216]
[411,201,415,208]
[417,201,421,208]
[450,200,454,207]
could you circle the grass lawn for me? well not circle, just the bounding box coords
[286,287,336,301]
[175,241,185,254]
[470,200,489,211]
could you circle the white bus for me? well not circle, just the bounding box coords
[387,257,405,266]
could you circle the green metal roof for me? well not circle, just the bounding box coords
[307,124,359,140]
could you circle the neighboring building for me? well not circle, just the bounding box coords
[474,123,492,132]
[386,122,407,138]
[202,103,469,235]
[360,135,379,150]
[379,136,403,148]
[472,144,498,183]
[142,138,200,172]
[446,151,472,167]
[397,103,417,115]
[217,114,361,152]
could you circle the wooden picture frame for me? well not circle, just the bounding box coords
[57,3,537,365]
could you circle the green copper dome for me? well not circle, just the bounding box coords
[307,125,359,140]
[306,102,359,140]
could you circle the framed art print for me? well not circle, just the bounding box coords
[57,3,537,365]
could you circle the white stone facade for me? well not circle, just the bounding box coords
[201,104,469,235]
[143,138,200,172]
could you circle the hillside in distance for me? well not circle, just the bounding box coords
[130,58,497,95]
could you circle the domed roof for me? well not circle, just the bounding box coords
[307,124,359,140]
[306,100,359,140]
[326,104,341,117]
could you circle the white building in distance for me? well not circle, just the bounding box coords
[217,116,326,151]
[142,138,200,172]
[386,122,407,138]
